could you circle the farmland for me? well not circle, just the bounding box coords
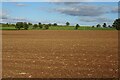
[2,30,118,78]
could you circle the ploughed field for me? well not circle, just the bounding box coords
[2,30,118,78]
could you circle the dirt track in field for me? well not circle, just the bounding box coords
[2,30,118,78]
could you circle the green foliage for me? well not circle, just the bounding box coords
[53,23,57,26]
[44,25,49,29]
[92,26,94,28]
[2,23,8,27]
[0,26,16,30]
[66,22,70,26]
[1,25,116,30]
[1,22,116,30]
[96,24,101,28]
[75,24,79,30]
[28,22,32,25]
[38,22,41,25]
[38,22,43,29]
[33,24,38,29]
[11,24,15,26]
[15,22,23,30]
[23,22,29,30]
[112,18,120,30]
[48,23,52,26]
[108,25,112,28]
[103,23,107,28]
[6,23,9,27]
[15,22,29,30]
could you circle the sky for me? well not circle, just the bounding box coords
[2,0,120,2]
[1,1,119,26]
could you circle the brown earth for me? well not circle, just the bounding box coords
[2,30,118,78]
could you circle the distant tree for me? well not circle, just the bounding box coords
[96,24,101,28]
[44,25,49,29]
[15,22,29,30]
[75,24,79,30]
[2,24,6,27]
[112,18,120,30]
[103,23,107,28]
[2,23,9,27]
[108,25,112,28]
[6,23,9,27]
[53,23,57,26]
[23,22,29,30]
[28,22,32,26]
[92,26,94,28]
[48,23,52,26]
[33,24,38,29]
[11,24,15,26]
[66,22,70,26]
[15,22,23,30]
[38,22,42,29]
[38,22,41,25]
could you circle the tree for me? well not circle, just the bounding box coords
[44,25,49,29]
[28,22,32,26]
[6,23,9,27]
[15,22,23,30]
[23,22,29,30]
[103,23,107,28]
[15,22,29,30]
[48,23,52,26]
[108,25,112,28]
[11,24,15,26]
[38,22,41,25]
[53,23,57,26]
[38,22,42,29]
[2,23,9,27]
[66,22,70,26]
[96,24,101,28]
[112,18,120,30]
[75,24,79,30]
[92,26,94,28]
[33,24,38,29]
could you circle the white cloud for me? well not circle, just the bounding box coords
[111,7,119,13]
[80,17,113,23]
[0,10,9,19]
[1,17,29,23]
[15,3,27,6]
[54,4,110,17]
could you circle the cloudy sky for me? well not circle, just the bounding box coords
[2,0,120,2]
[1,1,119,26]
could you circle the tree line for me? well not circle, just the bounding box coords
[1,18,120,30]
[14,22,80,30]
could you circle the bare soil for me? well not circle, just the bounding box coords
[2,30,118,78]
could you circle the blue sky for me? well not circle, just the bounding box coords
[1,2,119,26]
